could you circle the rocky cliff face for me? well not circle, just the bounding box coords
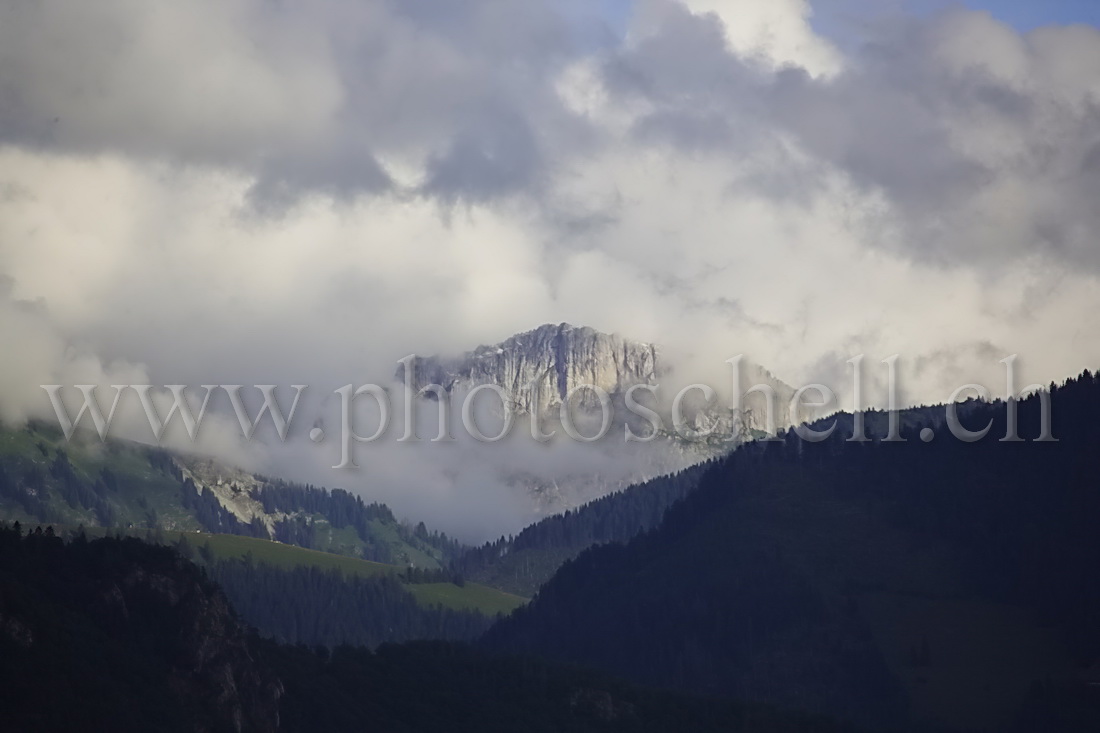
[396,323,814,516]
[399,322,809,440]
[400,323,660,414]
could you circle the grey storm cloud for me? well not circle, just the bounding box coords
[3,1,1097,268]
[765,16,1100,270]
[582,5,1100,270]
[0,0,612,204]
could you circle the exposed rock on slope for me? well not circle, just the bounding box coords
[178,458,277,532]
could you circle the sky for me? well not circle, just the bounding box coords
[0,0,1098,539]
[908,0,1100,30]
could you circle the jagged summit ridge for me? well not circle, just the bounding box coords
[397,323,814,515]
[401,323,660,414]
[399,322,816,448]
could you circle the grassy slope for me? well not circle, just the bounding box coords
[181,531,527,615]
[407,582,528,616]
[84,527,526,615]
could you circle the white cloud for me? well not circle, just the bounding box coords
[676,0,842,76]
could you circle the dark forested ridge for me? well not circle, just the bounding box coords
[207,557,491,649]
[64,528,515,647]
[455,462,711,595]
[266,639,857,733]
[0,526,281,732]
[0,525,857,733]
[486,371,1100,732]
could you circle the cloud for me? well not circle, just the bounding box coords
[765,10,1100,270]
[676,0,843,76]
[0,1,1098,539]
[0,278,145,426]
[0,1,343,164]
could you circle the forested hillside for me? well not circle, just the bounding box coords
[455,462,711,596]
[207,557,493,648]
[43,525,525,645]
[0,524,857,733]
[0,527,281,732]
[486,371,1100,732]
[0,420,524,648]
[0,421,459,567]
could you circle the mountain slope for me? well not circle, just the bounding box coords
[0,422,520,645]
[0,525,859,733]
[68,527,526,617]
[400,322,810,515]
[0,529,281,732]
[485,372,1100,732]
[0,420,459,567]
[402,322,661,415]
[402,322,807,436]
[455,461,712,596]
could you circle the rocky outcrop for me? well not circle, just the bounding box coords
[399,323,660,414]
[396,323,815,516]
[399,322,811,440]
[178,458,281,534]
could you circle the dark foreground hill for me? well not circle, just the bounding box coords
[454,462,711,596]
[0,524,855,733]
[485,372,1100,732]
[0,526,281,732]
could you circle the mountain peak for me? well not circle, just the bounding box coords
[401,324,658,413]
[504,322,619,343]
